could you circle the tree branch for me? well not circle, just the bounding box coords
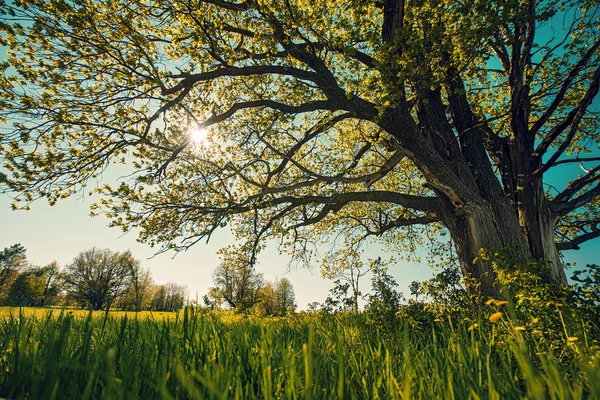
[549,157,600,167]
[163,65,319,96]
[553,178,600,216]
[531,37,600,136]
[535,64,600,160]
[556,226,600,250]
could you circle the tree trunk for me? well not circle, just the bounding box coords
[443,201,528,297]
[518,177,568,286]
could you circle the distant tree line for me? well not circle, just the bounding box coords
[0,244,186,311]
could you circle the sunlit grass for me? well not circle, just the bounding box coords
[0,307,598,399]
[0,307,178,320]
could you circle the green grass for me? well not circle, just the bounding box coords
[0,307,598,399]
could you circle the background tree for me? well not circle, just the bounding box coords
[256,281,277,316]
[273,277,297,315]
[208,246,265,312]
[2,0,600,296]
[151,282,186,312]
[63,248,134,310]
[116,263,155,311]
[365,266,404,323]
[321,251,381,312]
[257,278,297,316]
[0,244,28,304]
[6,262,62,307]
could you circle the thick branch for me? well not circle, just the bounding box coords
[382,0,404,44]
[552,160,600,216]
[556,227,600,250]
[163,65,318,96]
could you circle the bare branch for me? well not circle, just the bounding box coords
[548,157,600,168]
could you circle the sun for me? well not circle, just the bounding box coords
[190,127,208,144]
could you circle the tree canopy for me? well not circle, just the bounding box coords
[63,248,135,310]
[1,0,599,295]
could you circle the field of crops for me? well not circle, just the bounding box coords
[1,306,599,399]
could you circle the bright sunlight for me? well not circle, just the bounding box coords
[190,127,209,144]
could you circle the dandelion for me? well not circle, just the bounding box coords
[468,323,479,331]
[495,300,509,306]
[514,326,526,331]
[489,312,503,323]
[485,299,495,305]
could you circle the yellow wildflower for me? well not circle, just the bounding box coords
[489,312,503,323]
[468,323,479,331]
[485,299,495,305]
[495,300,509,307]
[514,326,526,331]
[567,337,578,342]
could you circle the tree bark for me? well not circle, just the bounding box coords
[518,177,568,286]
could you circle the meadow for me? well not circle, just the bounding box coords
[1,304,599,399]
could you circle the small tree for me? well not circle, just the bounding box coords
[365,266,404,323]
[322,252,381,312]
[0,244,28,305]
[274,277,297,315]
[63,248,134,310]
[209,245,264,312]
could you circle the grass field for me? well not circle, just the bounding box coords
[0,306,179,320]
[1,306,599,399]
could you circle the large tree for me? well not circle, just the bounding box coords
[63,248,134,310]
[1,0,599,296]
